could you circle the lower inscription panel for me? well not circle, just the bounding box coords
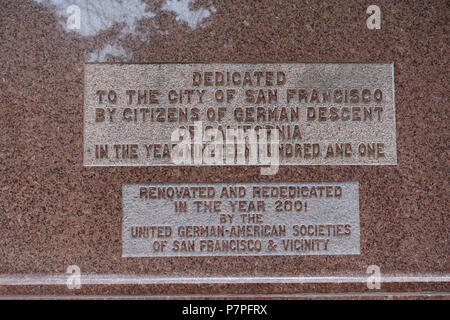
[122,182,360,257]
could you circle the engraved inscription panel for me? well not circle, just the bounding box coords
[122,182,360,257]
[84,63,396,166]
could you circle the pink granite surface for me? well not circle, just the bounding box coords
[0,0,448,298]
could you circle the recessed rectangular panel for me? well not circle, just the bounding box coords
[122,182,360,257]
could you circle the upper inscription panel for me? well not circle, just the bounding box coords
[84,63,396,166]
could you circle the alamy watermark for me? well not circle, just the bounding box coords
[366,265,381,289]
[66,265,81,289]
[366,5,381,30]
[66,5,81,31]
[170,121,280,175]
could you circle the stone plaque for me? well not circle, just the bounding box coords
[122,182,360,257]
[84,63,396,167]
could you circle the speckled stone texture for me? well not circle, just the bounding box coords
[0,0,448,298]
